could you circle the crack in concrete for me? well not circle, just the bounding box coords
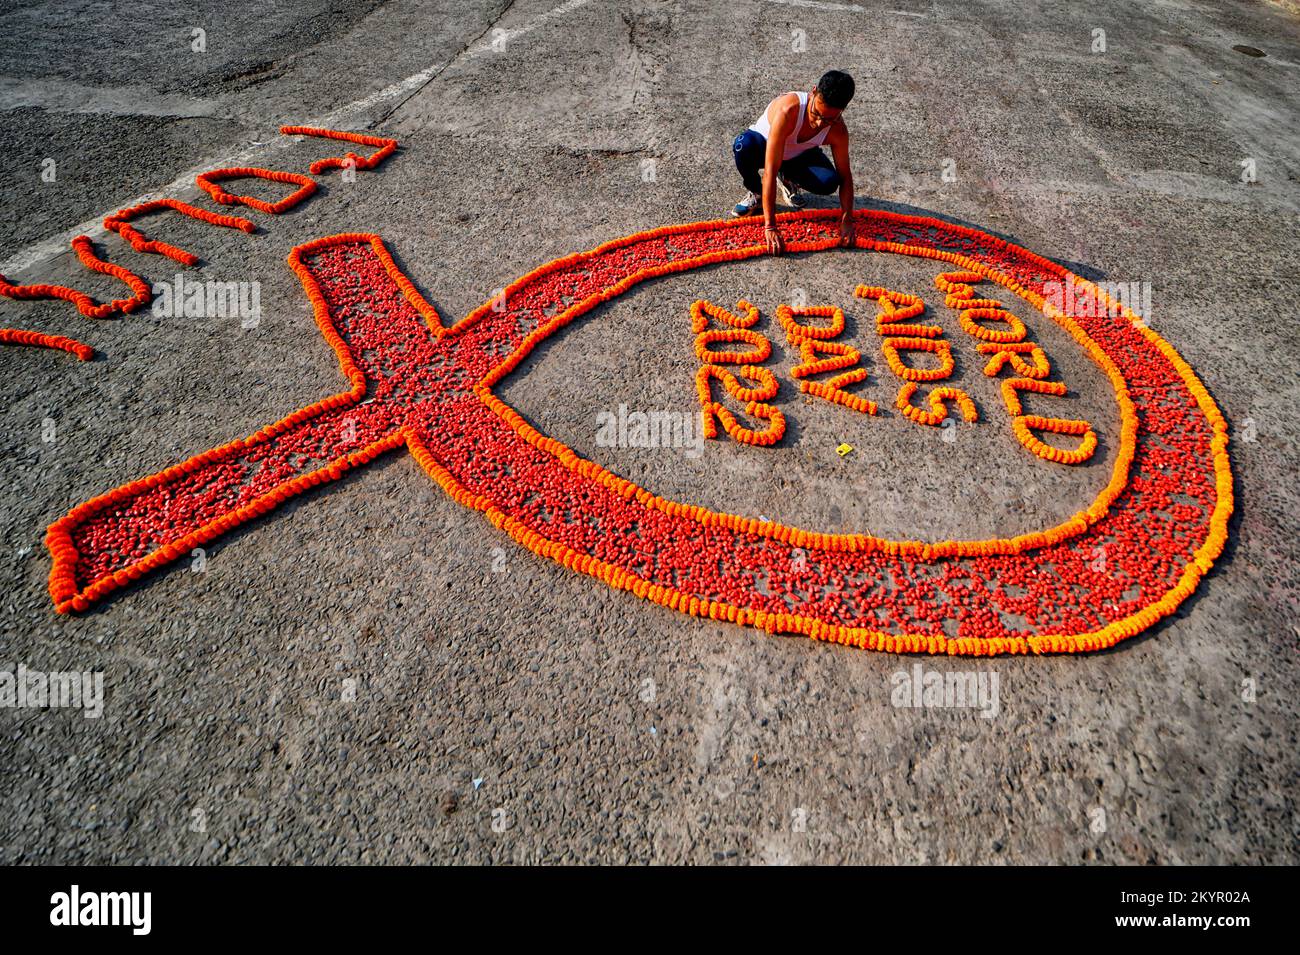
[372,0,519,126]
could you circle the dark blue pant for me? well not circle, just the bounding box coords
[733,129,841,195]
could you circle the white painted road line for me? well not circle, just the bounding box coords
[759,0,929,15]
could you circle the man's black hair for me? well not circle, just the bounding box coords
[816,70,855,110]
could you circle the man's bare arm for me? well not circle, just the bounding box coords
[762,95,799,253]
[828,121,855,244]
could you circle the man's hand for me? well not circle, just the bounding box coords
[838,214,855,247]
[765,225,785,256]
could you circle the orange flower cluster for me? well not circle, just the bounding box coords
[691,297,760,331]
[936,269,1027,342]
[798,380,874,415]
[0,328,93,361]
[695,326,771,364]
[937,270,1096,465]
[788,339,859,377]
[856,218,1137,521]
[896,381,978,426]
[196,167,318,215]
[862,240,1136,537]
[958,306,1026,343]
[880,336,954,382]
[977,340,1050,378]
[104,199,255,266]
[777,302,845,340]
[999,377,1098,464]
[691,299,785,446]
[697,364,779,404]
[932,270,1004,310]
[280,125,399,174]
[857,285,976,427]
[1000,376,1068,416]
[47,421,404,611]
[1012,415,1097,466]
[777,303,877,415]
[854,285,941,337]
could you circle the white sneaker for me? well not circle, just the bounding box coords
[733,191,761,217]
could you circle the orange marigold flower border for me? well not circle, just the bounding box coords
[104,199,256,266]
[196,167,318,215]
[279,125,399,174]
[0,236,151,319]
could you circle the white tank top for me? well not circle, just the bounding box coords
[749,90,831,161]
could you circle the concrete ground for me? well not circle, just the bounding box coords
[1,0,1297,864]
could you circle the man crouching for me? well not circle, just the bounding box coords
[732,70,856,255]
